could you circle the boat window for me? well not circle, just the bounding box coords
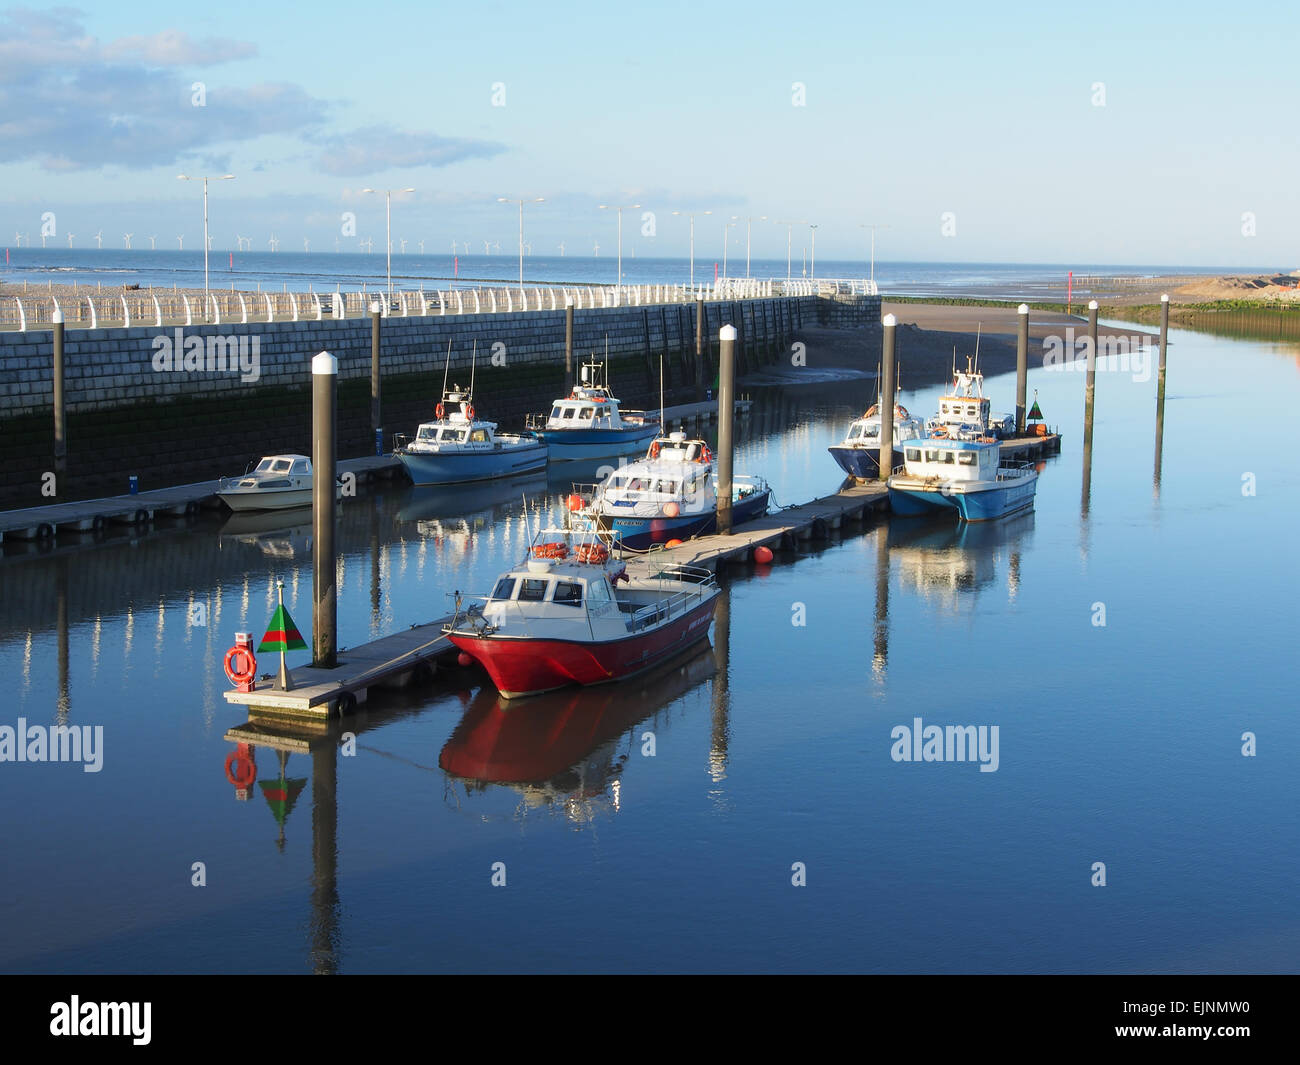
[550,406,563,420]
[957,452,976,466]
[552,581,583,607]
[941,403,950,414]
[906,449,922,462]
[490,577,517,601]
[863,424,879,438]
[940,451,955,464]
[924,450,940,462]
[966,406,977,417]
[562,407,576,419]
[470,429,488,443]
[270,459,292,473]
[654,480,680,494]
[519,579,549,602]
[588,578,611,603]
[292,460,309,475]
[255,458,274,472]
[580,407,595,419]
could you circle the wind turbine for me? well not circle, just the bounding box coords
[66,233,75,247]
[524,241,532,255]
[399,238,407,254]
[360,237,374,253]
[149,236,157,250]
[334,237,340,252]
[558,241,565,256]
[483,239,492,255]
[41,233,47,248]
[492,240,500,253]
[303,237,311,252]
[592,239,600,257]
[418,240,424,254]
[268,234,280,252]
[451,239,458,254]
[93,230,103,249]
[123,233,132,249]
[14,232,22,247]
[177,235,184,250]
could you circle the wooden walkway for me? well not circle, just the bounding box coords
[0,454,404,541]
[626,482,890,573]
[223,618,456,718]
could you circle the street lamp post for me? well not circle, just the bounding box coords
[774,219,808,282]
[672,210,712,289]
[598,202,640,304]
[499,196,544,293]
[723,218,739,280]
[361,187,415,306]
[176,173,233,319]
[859,223,890,287]
[809,224,818,279]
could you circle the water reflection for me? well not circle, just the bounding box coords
[440,641,719,825]
[887,512,1035,613]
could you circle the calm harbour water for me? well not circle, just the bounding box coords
[1,320,1296,973]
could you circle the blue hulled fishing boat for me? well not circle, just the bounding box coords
[526,358,659,460]
[887,437,1037,522]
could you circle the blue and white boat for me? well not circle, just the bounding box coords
[526,358,659,460]
[926,355,1016,441]
[574,431,771,549]
[828,402,927,479]
[887,437,1037,522]
[396,387,548,485]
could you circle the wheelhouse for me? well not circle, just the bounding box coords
[901,438,1000,481]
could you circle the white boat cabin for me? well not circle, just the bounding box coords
[409,389,499,450]
[840,403,926,446]
[902,439,1001,481]
[593,432,716,513]
[537,358,648,431]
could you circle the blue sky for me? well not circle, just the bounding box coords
[1,0,1295,266]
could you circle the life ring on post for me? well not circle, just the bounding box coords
[223,645,257,688]
[436,402,445,420]
[466,404,476,421]
[698,446,712,464]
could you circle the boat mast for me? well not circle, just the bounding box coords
[469,339,477,399]
[440,338,453,400]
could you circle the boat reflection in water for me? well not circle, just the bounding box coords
[217,506,314,559]
[440,643,718,824]
[887,510,1034,611]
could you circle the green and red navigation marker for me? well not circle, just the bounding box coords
[259,579,306,690]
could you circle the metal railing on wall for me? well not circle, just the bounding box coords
[0,277,878,332]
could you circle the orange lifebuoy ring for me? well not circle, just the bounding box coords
[465,404,475,421]
[436,402,445,420]
[532,542,568,559]
[649,441,661,459]
[575,542,609,564]
[224,749,256,788]
[699,446,712,464]
[224,645,257,687]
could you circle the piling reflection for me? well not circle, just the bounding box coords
[440,642,718,825]
[218,508,314,559]
[873,524,889,681]
[887,512,1035,614]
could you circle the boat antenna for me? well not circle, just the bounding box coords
[469,338,478,398]
[875,360,882,405]
[441,337,452,399]
[974,323,981,375]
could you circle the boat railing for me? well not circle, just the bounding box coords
[523,411,548,431]
[392,433,410,453]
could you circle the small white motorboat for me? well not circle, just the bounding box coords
[217,454,341,512]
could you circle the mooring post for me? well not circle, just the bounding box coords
[695,294,706,399]
[52,309,66,473]
[312,351,338,669]
[717,324,736,534]
[564,295,574,393]
[1015,303,1029,434]
[878,313,897,481]
[369,302,382,454]
[1081,300,1098,512]
[1154,293,1169,487]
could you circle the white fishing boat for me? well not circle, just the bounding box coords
[525,357,659,460]
[445,525,719,699]
[926,350,1016,441]
[217,455,341,512]
[828,402,927,479]
[887,437,1037,522]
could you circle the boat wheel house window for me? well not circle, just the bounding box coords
[553,582,583,607]
[906,449,922,463]
[470,429,488,443]
[957,452,976,466]
[490,577,517,601]
[519,579,550,602]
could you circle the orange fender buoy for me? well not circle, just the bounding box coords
[754,545,774,564]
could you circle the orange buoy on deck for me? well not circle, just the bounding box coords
[665,538,683,548]
[754,545,774,564]
[567,493,584,512]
